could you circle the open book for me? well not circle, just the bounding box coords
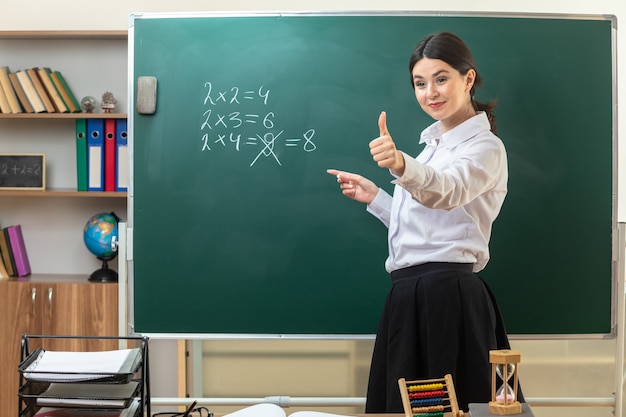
[224,404,355,417]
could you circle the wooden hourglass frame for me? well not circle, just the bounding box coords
[489,349,522,415]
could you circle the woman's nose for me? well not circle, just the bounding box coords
[427,84,439,99]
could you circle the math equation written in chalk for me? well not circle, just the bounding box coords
[0,154,45,189]
[199,82,317,167]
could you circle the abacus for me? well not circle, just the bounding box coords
[398,374,464,417]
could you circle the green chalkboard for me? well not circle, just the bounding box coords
[129,13,615,335]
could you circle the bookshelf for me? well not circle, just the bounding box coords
[0,31,128,417]
[0,31,127,40]
[0,112,126,119]
[0,29,128,273]
[0,189,126,197]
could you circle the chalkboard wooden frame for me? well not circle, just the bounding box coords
[128,11,617,337]
[0,153,46,190]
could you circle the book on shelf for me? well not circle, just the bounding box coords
[37,67,68,113]
[0,66,22,113]
[224,404,355,417]
[37,381,139,408]
[0,78,11,113]
[0,252,9,279]
[26,67,55,113]
[0,227,17,276]
[22,347,142,383]
[5,224,31,276]
[53,71,82,113]
[8,71,34,113]
[50,70,81,113]
[34,399,140,417]
[16,70,46,113]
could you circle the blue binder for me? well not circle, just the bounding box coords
[86,118,104,191]
[115,119,128,191]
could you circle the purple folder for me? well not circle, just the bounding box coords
[7,225,31,276]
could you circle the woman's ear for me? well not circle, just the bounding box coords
[465,69,477,92]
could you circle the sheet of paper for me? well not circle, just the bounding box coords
[24,348,140,382]
[37,381,139,408]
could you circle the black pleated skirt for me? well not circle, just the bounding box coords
[365,262,516,413]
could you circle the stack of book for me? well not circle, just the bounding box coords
[0,65,81,114]
[0,223,31,278]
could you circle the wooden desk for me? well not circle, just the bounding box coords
[468,403,535,416]
[213,415,404,417]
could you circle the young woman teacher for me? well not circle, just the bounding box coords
[327,32,517,413]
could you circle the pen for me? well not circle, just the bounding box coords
[181,400,198,417]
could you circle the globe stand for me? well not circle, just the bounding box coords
[89,258,118,283]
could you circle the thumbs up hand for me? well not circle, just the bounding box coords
[369,111,405,175]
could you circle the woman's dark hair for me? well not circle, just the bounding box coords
[409,32,497,135]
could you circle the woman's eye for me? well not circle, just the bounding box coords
[436,76,447,84]
[414,81,425,88]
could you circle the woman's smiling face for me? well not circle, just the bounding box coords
[411,57,476,132]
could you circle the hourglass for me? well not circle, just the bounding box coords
[489,349,522,415]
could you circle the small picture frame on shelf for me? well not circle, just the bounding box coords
[0,153,46,190]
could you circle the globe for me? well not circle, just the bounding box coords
[83,212,120,282]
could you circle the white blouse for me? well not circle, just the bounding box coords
[366,112,508,273]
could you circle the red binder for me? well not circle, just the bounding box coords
[104,119,116,192]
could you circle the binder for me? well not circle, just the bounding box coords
[87,119,105,191]
[76,119,88,191]
[6,225,31,277]
[115,119,128,191]
[104,119,116,191]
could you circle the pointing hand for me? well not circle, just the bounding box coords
[327,169,379,204]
